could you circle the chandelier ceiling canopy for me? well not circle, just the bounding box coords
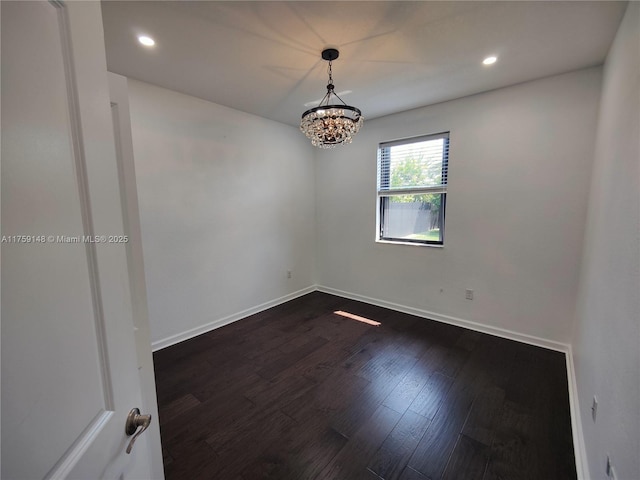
[300,48,363,149]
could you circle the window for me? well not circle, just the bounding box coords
[377,132,449,245]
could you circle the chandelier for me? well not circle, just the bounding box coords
[300,48,363,148]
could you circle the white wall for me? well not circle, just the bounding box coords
[572,3,640,480]
[315,68,602,344]
[127,80,316,346]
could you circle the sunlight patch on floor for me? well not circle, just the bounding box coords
[334,310,381,326]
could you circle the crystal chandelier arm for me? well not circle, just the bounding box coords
[330,89,349,106]
[318,89,332,107]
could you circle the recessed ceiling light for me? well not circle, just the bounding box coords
[483,56,497,65]
[138,35,155,47]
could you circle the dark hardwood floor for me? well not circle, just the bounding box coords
[153,292,576,480]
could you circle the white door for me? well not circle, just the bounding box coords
[2,2,160,478]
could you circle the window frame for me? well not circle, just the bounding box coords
[376,132,450,246]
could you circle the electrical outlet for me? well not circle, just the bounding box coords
[287,270,292,279]
[465,289,474,300]
[591,396,598,422]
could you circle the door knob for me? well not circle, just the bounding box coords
[124,408,152,454]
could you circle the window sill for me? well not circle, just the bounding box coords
[375,239,444,248]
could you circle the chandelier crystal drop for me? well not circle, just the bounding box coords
[300,48,363,149]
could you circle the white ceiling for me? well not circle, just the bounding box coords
[101,1,626,127]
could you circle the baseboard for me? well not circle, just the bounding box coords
[316,285,569,352]
[154,283,568,353]
[151,285,316,351]
[566,345,590,480]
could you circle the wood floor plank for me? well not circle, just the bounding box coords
[211,410,298,478]
[161,393,257,459]
[461,385,506,446]
[454,329,484,352]
[398,466,431,480]
[162,441,219,480]
[436,346,469,378]
[319,405,403,479]
[330,351,416,438]
[355,345,421,383]
[471,335,518,389]
[241,325,302,361]
[408,372,453,419]
[484,400,540,480]
[239,415,346,480]
[256,335,329,380]
[295,337,353,382]
[243,371,316,408]
[154,358,211,405]
[382,369,430,416]
[158,393,201,426]
[381,344,449,416]
[291,426,349,480]
[280,371,371,423]
[367,409,433,480]
[441,434,490,480]
[152,292,577,480]
[407,362,487,478]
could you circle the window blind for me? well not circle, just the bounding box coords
[377,132,449,196]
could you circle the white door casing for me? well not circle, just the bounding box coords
[2,2,160,478]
